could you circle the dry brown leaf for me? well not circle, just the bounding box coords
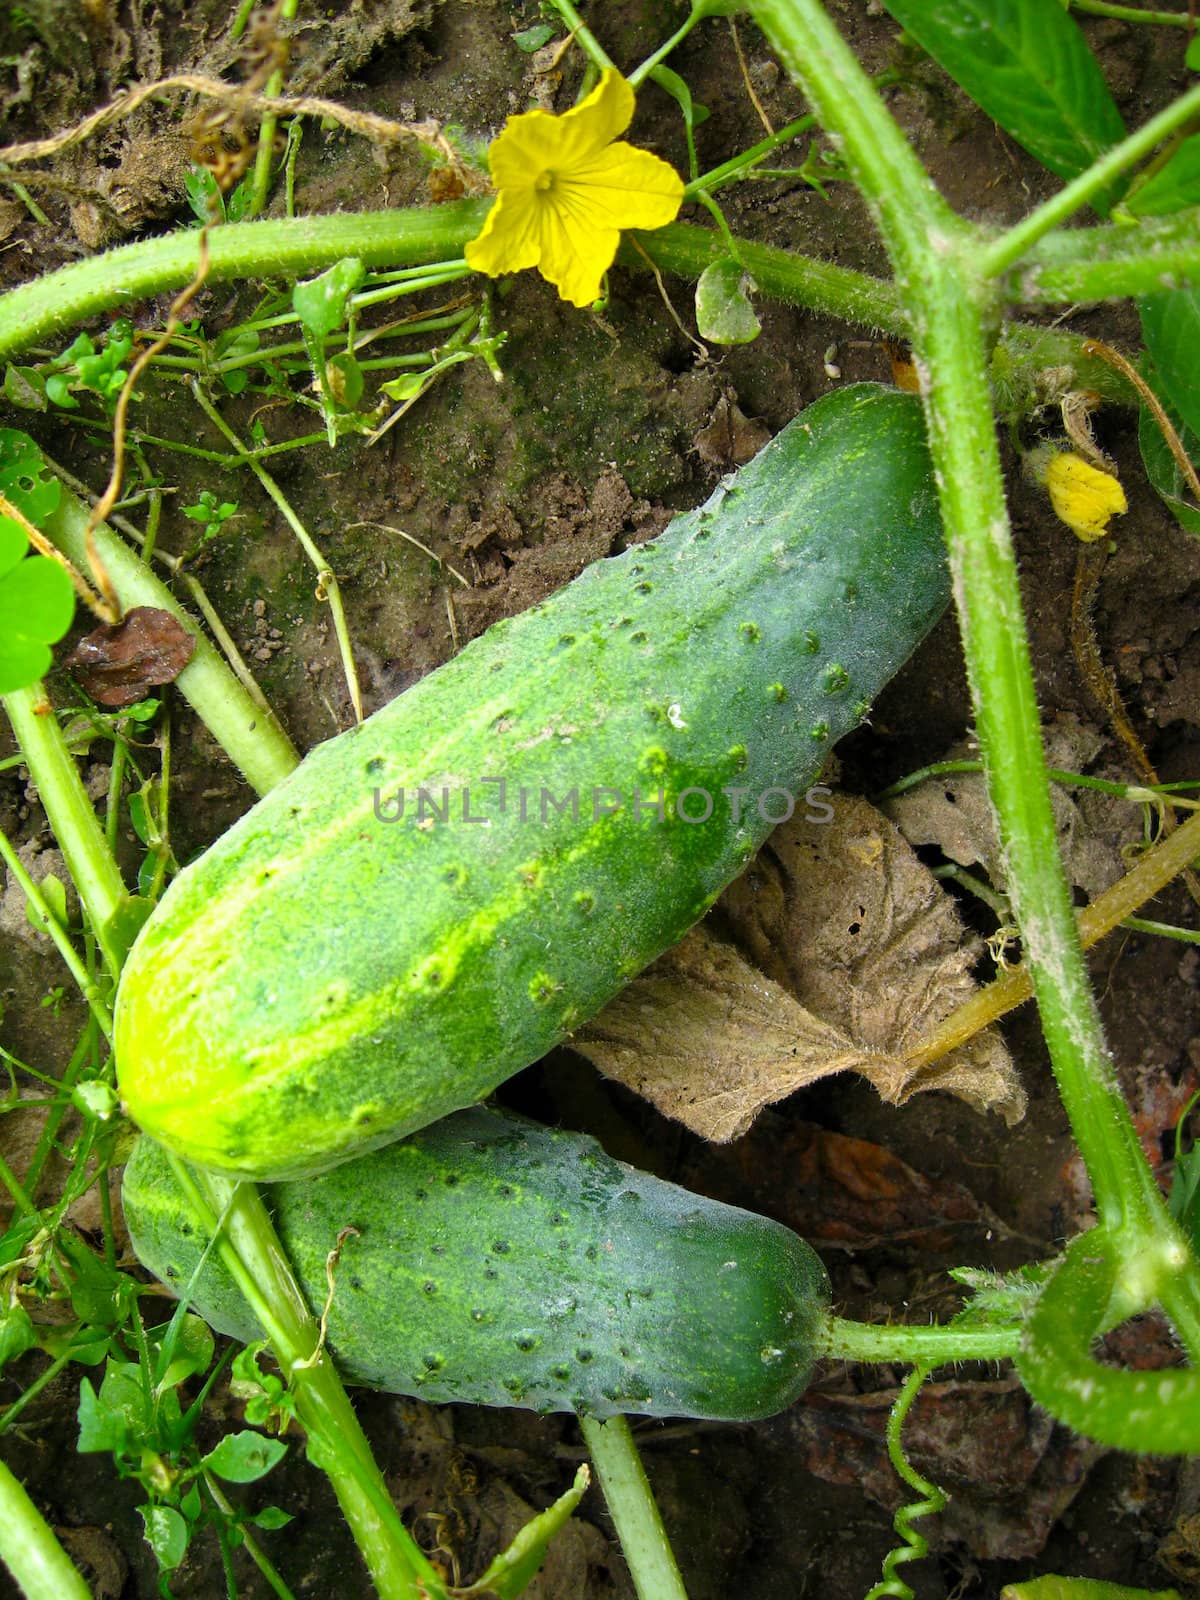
[64,605,195,707]
[573,793,1023,1141]
[882,714,1136,900]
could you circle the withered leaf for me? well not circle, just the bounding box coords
[882,715,1136,901]
[692,393,772,469]
[64,605,195,707]
[573,793,1023,1141]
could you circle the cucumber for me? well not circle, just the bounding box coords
[114,383,948,1180]
[122,1107,831,1421]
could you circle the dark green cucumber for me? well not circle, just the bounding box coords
[114,383,947,1179]
[122,1107,831,1420]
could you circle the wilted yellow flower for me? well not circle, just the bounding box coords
[1044,451,1127,542]
[465,69,684,309]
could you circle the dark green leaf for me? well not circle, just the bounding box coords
[1139,289,1200,439]
[140,1504,189,1570]
[203,1429,289,1483]
[696,256,762,344]
[879,0,1126,203]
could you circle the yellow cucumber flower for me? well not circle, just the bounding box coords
[1044,450,1128,542]
[465,69,684,308]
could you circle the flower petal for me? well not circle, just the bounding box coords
[535,190,621,307]
[1046,452,1127,542]
[464,189,542,278]
[562,142,684,231]
[488,70,635,191]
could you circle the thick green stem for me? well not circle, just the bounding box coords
[749,0,1200,1330]
[0,201,490,363]
[2,685,126,979]
[822,1318,1021,1364]
[42,490,299,792]
[579,1417,689,1600]
[0,1454,93,1600]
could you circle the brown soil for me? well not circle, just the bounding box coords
[3,3,1200,1598]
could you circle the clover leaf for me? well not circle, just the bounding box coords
[0,430,76,693]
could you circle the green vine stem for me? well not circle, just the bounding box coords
[0,823,113,1036]
[1016,1230,1200,1454]
[978,86,1200,275]
[0,1454,93,1600]
[578,1417,690,1600]
[166,1158,450,1600]
[822,1319,1020,1364]
[2,684,127,980]
[748,0,1200,1345]
[998,204,1200,303]
[0,205,1156,412]
[1070,0,1196,23]
[864,1363,944,1600]
[42,487,299,792]
[1,693,439,1597]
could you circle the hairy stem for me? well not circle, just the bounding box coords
[0,1456,93,1600]
[579,1417,690,1600]
[749,0,1198,1303]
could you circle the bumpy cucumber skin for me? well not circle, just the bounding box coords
[122,1107,831,1421]
[115,383,948,1179]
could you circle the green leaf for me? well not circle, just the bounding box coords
[648,63,709,178]
[0,1303,37,1370]
[695,256,762,344]
[1125,134,1200,217]
[879,0,1126,204]
[1137,387,1200,538]
[247,1505,293,1531]
[25,872,66,933]
[458,1465,590,1598]
[0,554,76,693]
[4,365,46,410]
[77,1377,123,1453]
[1187,32,1200,72]
[140,1504,189,1570]
[73,1079,121,1121]
[511,22,554,51]
[0,429,62,526]
[149,1311,215,1392]
[292,258,366,344]
[326,350,364,409]
[203,1429,289,1484]
[0,430,73,690]
[1139,289,1200,439]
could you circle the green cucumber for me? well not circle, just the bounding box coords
[114,382,948,1180]
[122,1107,831,1421]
